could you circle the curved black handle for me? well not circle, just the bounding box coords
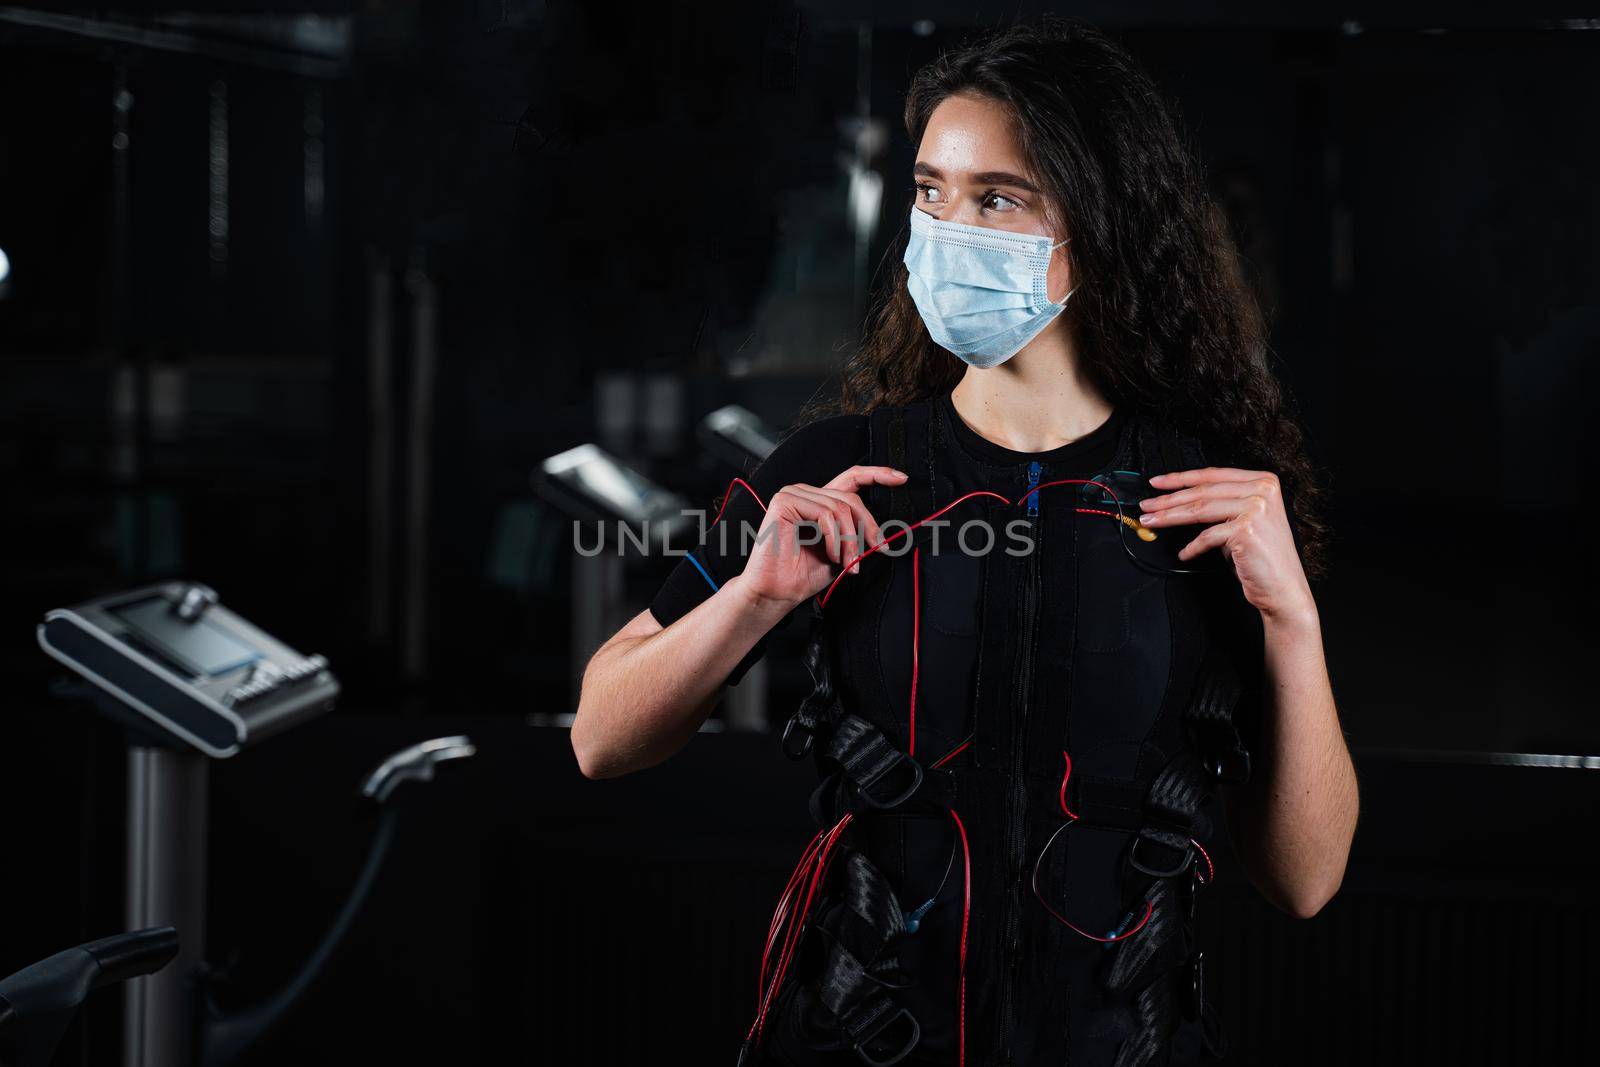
[83,927,180,988]
[0,927,179,1067]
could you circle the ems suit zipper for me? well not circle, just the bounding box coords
[998,460,1043,1063]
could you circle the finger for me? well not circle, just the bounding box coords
[1140,494,1270,529]
[1140,474,1279,515]
[788,485,856,566]
[795,486,861,568]
[824,465,910,493]
[769,487,836,564]
[1174,519,1237,562]
[810,488,883,567]
[1146,466,1262,491]
[806,491,870,574]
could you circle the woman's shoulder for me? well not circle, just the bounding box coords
[748,410,872,492]
[752,393,948,491]
[777,410,871,451]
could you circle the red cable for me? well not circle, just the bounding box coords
[819,476,1134,610]
[947,806,972,1067]
[711,474,1129,613]
[1034,891,1156,944]
[1191,837,1214,886]
[755,819,845,1037]
[755,825,831,1002]
[1058,749,1078,820]
[777,818,852,1011]
[909,546,921,757]
[749,813,854,1045]
[712,477,769,527]
[932,736,971,768]
[1048,748,1212,940]
[1022,476,1129,512]
[751,826,830,1036]
[818,489,1011,609]
[1049,748,1156,942]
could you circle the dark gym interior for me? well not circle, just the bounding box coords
[2,3,1596,1064]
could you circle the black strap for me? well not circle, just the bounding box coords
[810,850,923,1065]
[886,406,913,522]
[1151,417,1255,787]
[1098,641,1244,1065]
[1187,645,1252,785]
[1126,750,1212,880]
[783,602,842,760]
[1110,970,1180,1067]
[1123,650,1246,882]
[1094,418,1249,1067]
[1103,877,1188,997]
[824,715,924,810]
[1067,776,1149,832]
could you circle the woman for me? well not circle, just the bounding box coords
[573,16,1359,1067]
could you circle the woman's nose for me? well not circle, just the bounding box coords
[943,197,984,227]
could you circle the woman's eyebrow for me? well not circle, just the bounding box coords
[913,160,1040,194]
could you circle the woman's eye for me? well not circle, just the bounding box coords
[912,183,1018,211]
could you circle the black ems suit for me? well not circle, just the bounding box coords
[648,390,1267,1067]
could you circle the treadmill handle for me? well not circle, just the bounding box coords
[360,735,476,805]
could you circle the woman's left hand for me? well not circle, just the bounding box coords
[1138,467,1317,627]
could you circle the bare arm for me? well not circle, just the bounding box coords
[571,576,791,779]
[570,464,908,779]
[1220,605,1360,919]
[1140,465,1358,918]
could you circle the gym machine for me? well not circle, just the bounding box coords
[37,581,475,1066]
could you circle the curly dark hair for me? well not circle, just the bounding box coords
[802,15,1332,579]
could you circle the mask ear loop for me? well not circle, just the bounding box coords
[1046,236,1075,306]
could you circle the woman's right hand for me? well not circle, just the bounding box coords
[736,465,909,611]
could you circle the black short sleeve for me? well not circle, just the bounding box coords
[1207,578,1267,762]
[647,412,871,685]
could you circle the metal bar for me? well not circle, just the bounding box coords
[1352,747,1600,769]
[123,747,208,1067]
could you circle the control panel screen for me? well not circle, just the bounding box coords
[110,596,262,678]
[542,443,686,525]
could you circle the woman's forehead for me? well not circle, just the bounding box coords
[916,94,1030,179]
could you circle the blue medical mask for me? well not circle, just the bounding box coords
[902,205,1075,369]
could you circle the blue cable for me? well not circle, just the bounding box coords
[686,549,720,593]
[1102,908,1137,947]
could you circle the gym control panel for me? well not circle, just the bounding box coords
[37,581,338,757]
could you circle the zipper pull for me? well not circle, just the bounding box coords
[1025,461,1043,518]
